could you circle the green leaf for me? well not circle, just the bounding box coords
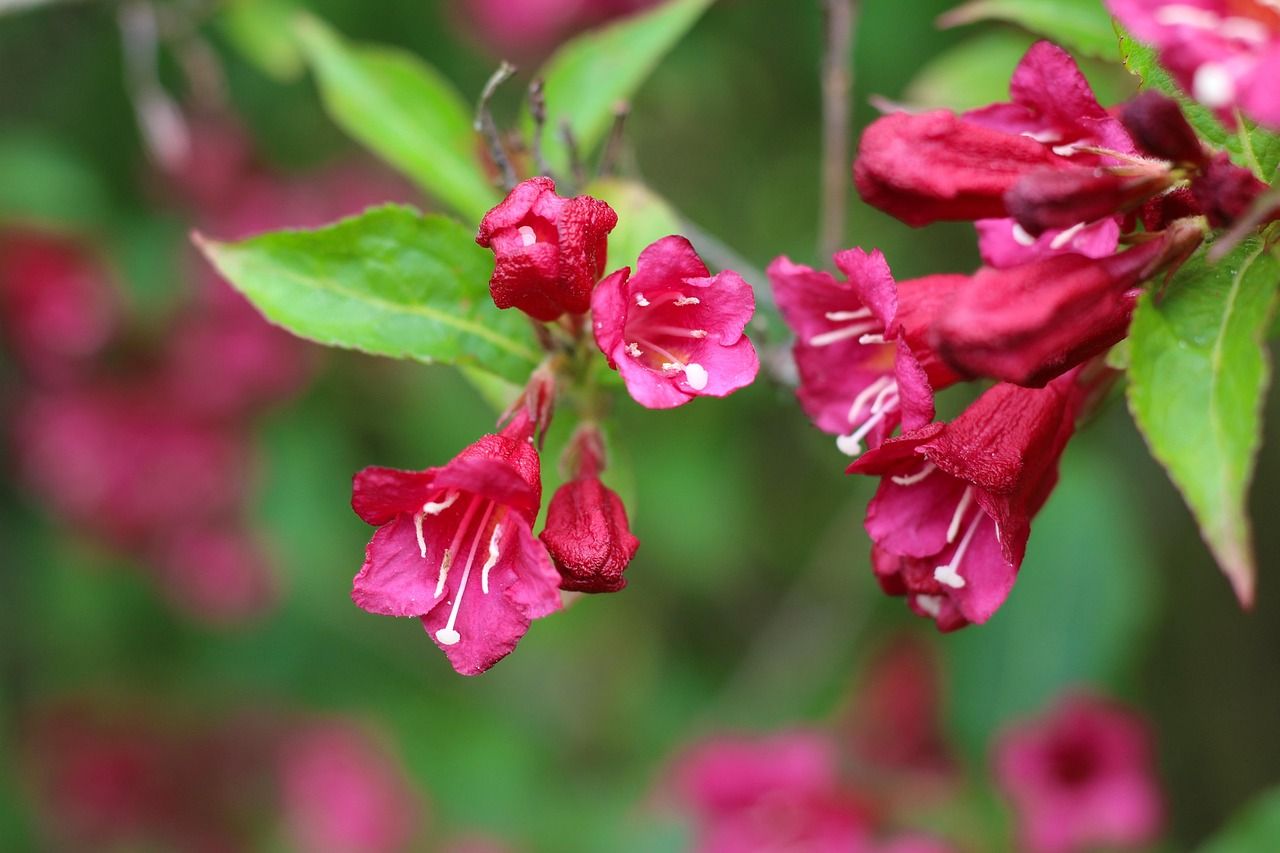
[217,0,304,81]
[583,177,682,272]
[1120,34,1280,180]
[1200,787,1280,852]
[1127,239,1280,606]
[536,0,713,174]
[294,15,499,220]
[0,129,109,227]
[194,204,542,383]
[938,0,1119,59]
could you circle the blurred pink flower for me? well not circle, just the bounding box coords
[150,525,279,625]
[994,693,1164,853]
[279,721,424,853]
[848,637,953,778]
[456,0,664,62]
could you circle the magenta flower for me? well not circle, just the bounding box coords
[592,235,758,409]
[1108,0,1280,128]
[849,371,1088,629]
[995,693,1164,853]
[769,249,962,455]
[848,637,953,777]
[456,0,663,62]
[539,424,639,593]
[278,721,422,853]
[351,413,563,675]
[150,525,278,626]
[476,176,618,321]
[670,730,873,853]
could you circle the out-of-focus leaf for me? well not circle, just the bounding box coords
[943,444,1158,759]
[0,130,108,227]
[536,0,714,174]
[194,204,541,383]
[1127,240,1280,607]
[294,15,499,220]
[938,0,1118,59]
[217,0,304,81]
[1199,787,1280,852]
[904,30,1037,111]
[584,177,682,273]
[1120,35,1280,180]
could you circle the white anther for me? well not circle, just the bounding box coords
[1011,223,1038,247]
[1050,222,1088,250]
[674,296,701,306]
[915,595,943,618]
[625,342,643,358]
[517,225,537,247]
[859,334,887,345]
[1052,143,1082,157]
[689,329,708,339]
[825,308,872,322]
[808,321,879,348]
[635,292,651,307]
[414,512,428,558]
[434,549,453,598]
[891,462,937,486]
[1193,63,1236,108]
[480,524,502,594]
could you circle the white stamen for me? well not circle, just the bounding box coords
[934,513,984,590]
[635,292,651,307]
[808,321,879,348]
[414,511,428,558]
[1019,129,1059,144]
[480,524,502,594]
[946,487,975,544]
[435,503,496,647]
[1193,63,1236,108]
[859,334,887,345]
[684,362,709,391]
[434,549,453,598]
[915,595,943,618]
[1052,143,1082,157]
[870,382,898,415]
[891,462,937,486]
[825,308,872,322]
[1011,223,1038,247]
[423,491,460,515]
[433,497,484,597]
[1050,222,1088,250]
[517,225,537,247]
[846,376,895,424]
[674,296,701,306]
[625,342,643,358]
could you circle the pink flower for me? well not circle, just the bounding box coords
[849,371,1089,630]
[0,230,118,382]
[1107,0,1280,128]
[539,424,639,593]
[848,637,953,777]
[769,249,962,456]
[456,0,663,62]
[476,177,618,321]
[150,525,278,626]
[995,693,1164,853]
[278,721,423,853]
[670,731,874,853]
[350,414,563,675]
[592,235,759,409]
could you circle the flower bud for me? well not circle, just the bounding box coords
[1191,152,1271,227]
[1119,91,1206,166]
[1004,166,1173,237]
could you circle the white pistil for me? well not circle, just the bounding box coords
[1193,63,1236,108]
[435,503,496,646]
[1049,222,1087,250]
[517,225,537,247]
[684,363,709,391]
[433,497,484,598]
[825,308,872,322]
[625,342,643,358]
[837,409,888,457]
[859,333,887,345]
[808,320,880,348]
[915,595,943,618]
[934,512,983,590]
[480,523,503,594]
[1011,223,1038,247]
[891,462,937,486]
[846,376,895,424]
[635,292,651,307]
[1052,143,1082,157]
[946,487,975,544]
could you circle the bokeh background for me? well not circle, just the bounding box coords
[2,0,1279,849]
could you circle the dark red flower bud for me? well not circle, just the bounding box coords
[475,177,618,321]
[1140,186,1200,232]
[539,425,638,593]
[1004,167,1173,237]
[1190,153,1271,228]
[854,111,1064,226]
[1119,91,1206,166]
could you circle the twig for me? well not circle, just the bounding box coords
[560,119,586,189]
[678,218,768,298]
[118,0,191,171]
[1208,183,1280,262]
[527,77,554,179]
[818,0,856,263]
[475,61,518,192]
[597,101,631,179]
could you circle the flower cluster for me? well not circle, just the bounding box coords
[2,111,411,624]
[771,41,1263,629]
[351,177,759,675]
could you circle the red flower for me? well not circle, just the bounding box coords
[849,371,1088,629]
[476,177,618,321]
[539,424,639,593]
[350,414,562,675]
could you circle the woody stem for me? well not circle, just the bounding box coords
[818,0,856,263]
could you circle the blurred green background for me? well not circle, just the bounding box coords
[2,0,1280,850]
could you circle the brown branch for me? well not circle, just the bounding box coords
[527,76,554,179]
[475,61,518,192]
[818,0,856,263]
[596,101,631,179]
